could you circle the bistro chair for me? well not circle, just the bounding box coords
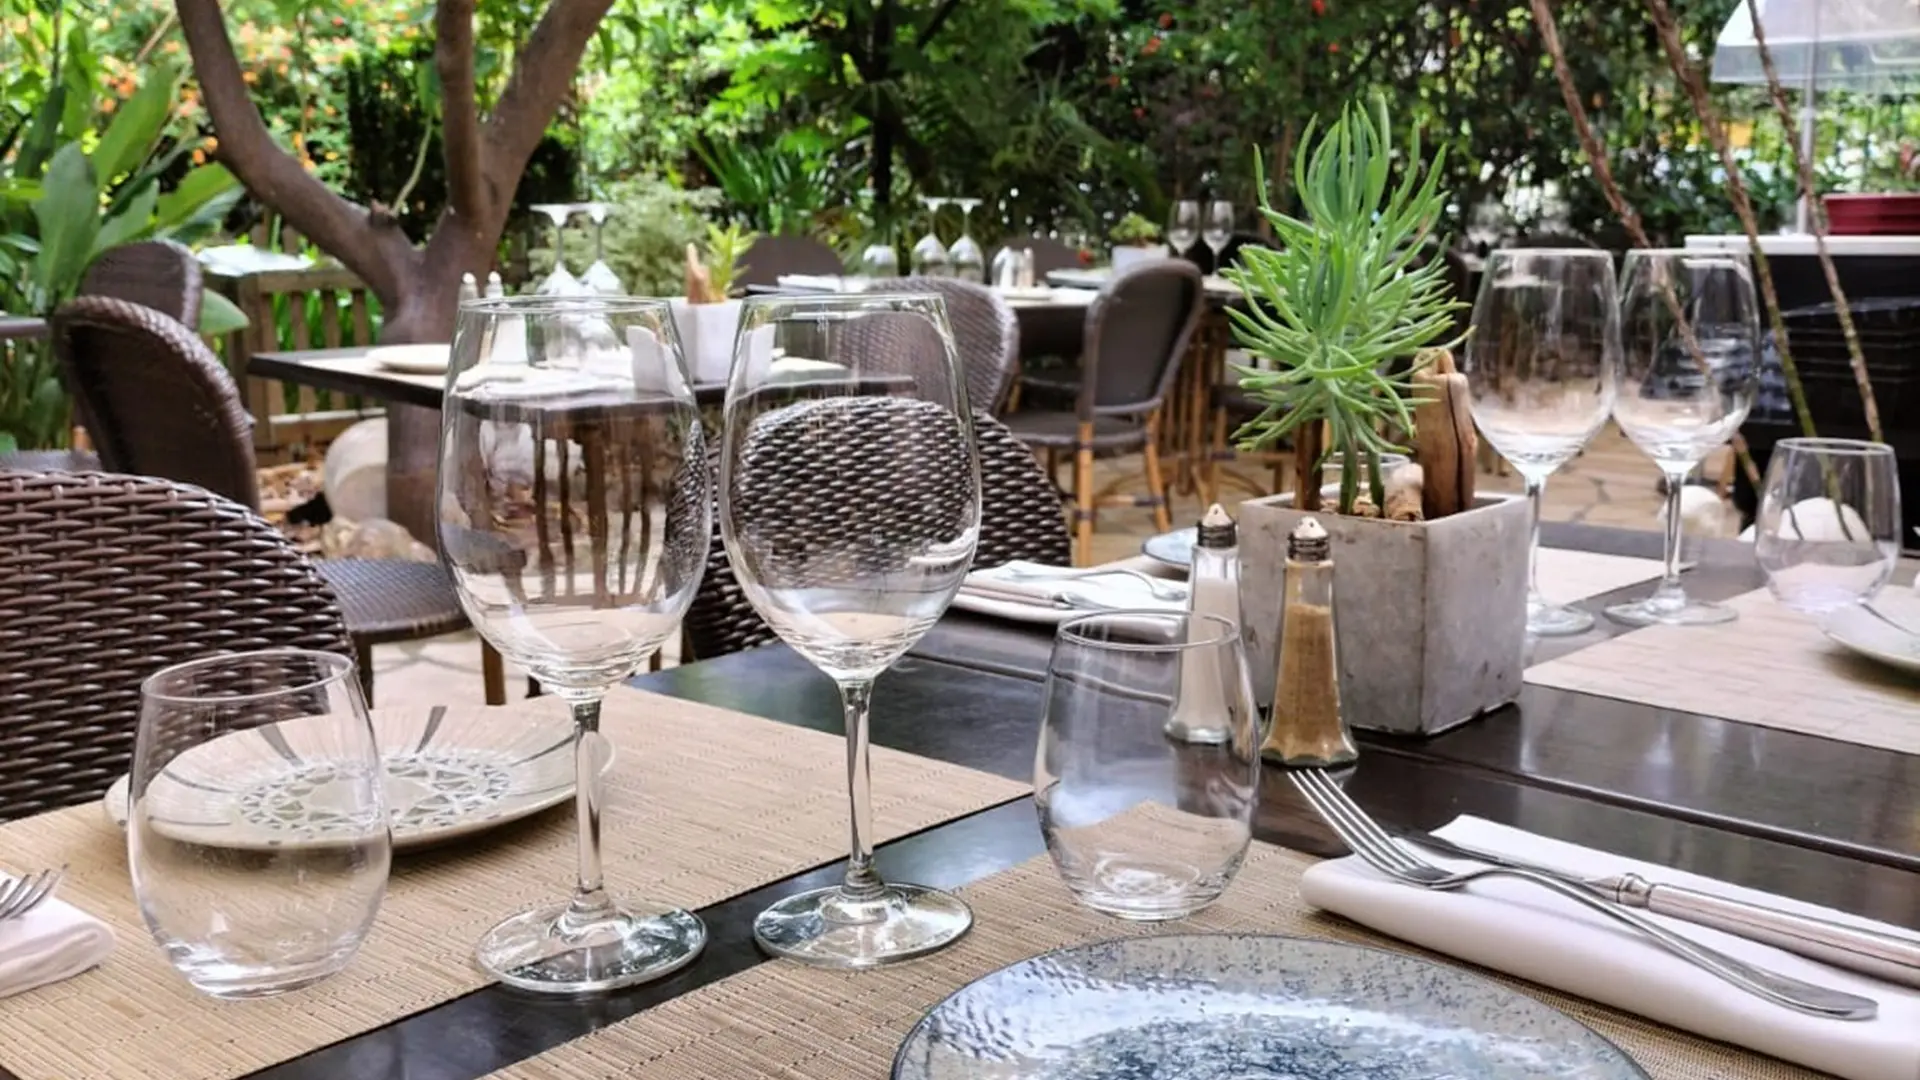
[49,296,499,706]
[734,235,845,291]
[684,408,1071,661]
[867,277,1020,414]
[1003,259,1205,565]
[0,470,353,820]
[1002,235,1084,277]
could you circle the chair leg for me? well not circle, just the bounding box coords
[1142,414,1173,533]
[1073,428,1097,566]
[354,641,375,707]
[481,641,506,705]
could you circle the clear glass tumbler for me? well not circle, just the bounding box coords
[130,650,391,998]
[1036,612,1260,920]
[1755,437,1901,615]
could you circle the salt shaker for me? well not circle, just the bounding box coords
[1259,516,1357,767]
[991,246,1020,289]
[484,271,505,299]
[458,272,480,305]
[1165,504,1242,745]
[1017,248,1036,289]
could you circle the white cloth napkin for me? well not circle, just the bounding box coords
[961,561,1186,608]
[1299,816,1920,1080]
[0,881,113,999]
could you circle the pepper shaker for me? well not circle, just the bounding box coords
[1165,504,1242,745]
[1259,516,1357,767]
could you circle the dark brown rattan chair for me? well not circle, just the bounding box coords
[1003,259,1205,564]
[866,277,1020,413]
[735,235,845,291]
[49,296,490,705]
[683,406,1070,661]
[0,470,353,820]
[80,239,204,325]
[1001,236,1084,277]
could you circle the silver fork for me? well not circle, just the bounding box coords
[1000,565,1187,602]
[0,867,64,922]
[1289,770,1878,1021]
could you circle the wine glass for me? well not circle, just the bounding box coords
[130,650,389,997]
[860,218,900,278]
[581,202,623,294]
[531,204,581,295]
[438,295,712,992]
[1755,438,1900,615]
[1606,250,1760,626]
[721,292,982,966]
[948,198,986,283]
[911,196,950,276]
[1461,249,1620,636]
[1202,200,1234,267]
[1167,200,1200,259]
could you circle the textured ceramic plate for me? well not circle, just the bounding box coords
[1142,526,1199,569]
[104,703,600,852]
[368,343,452,375]
[1823,594,1920,676]
[892,934,1649,1080]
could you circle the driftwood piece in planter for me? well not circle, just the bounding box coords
[1411,349,1476,519]
[1238,491,1529,736]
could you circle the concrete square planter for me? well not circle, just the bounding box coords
[1237,491,1530,737]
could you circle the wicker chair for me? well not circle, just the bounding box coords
[684,406,1070,661]
[865,277,1020,413]
[1003,259,1205,564]
[49,296,492,705]
[999,236,1084,277]
[0,470,353,820]
[735,235,845,291]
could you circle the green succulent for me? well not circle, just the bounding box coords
[1110,211,1162,246]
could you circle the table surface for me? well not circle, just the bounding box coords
[9,522,1918,1080]
[1685,233,1920,257]
[250,347,749,412]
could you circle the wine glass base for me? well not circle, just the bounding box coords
[476,901,706,994]
[1528,599,1595,637]
[754,882,972,968]
[1605,596,1739,628]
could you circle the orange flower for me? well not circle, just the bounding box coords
[192,149,206,165]
[242,69,258,84]
[1158,12,1172,28]
[1142,36,1162,56]
[1311,0,1326,13]
[1327,42,1340,53]
[101,97,118,114]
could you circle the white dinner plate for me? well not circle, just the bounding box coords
[1822,594,1920,676]
[104,703,602,852]
[368,343,452,375]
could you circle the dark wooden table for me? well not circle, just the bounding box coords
[15,524,1915,1080]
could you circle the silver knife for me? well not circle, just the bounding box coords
[1397,827,1920,989]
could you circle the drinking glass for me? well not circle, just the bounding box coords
[721,292,982,966]
[1167,199,1200,258]
[1462,249,1620,636]
[581,202,623,294]
[1202,200,1234,264]
[1036,612,1259,920]
[860,232,900,278]
[1756,438,1900,615]
[948,198,986,283]
[911,196,950,276]
[130,650,390,998]
[531,203,581,295]
[438,295,712,992]
[1607,250,1760,626]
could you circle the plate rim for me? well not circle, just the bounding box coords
[1141,526,1197,569]
[1821,605,1920,675]
[888,931,1652,1080]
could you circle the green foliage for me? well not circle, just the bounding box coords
[694,133,854,240]
[703,222,757,298]
[528,175,722,297]
[1227,97,1465,516]
[1110,212,1161,246]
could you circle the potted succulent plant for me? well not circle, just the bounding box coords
[1110,212,1164,271]
[1225,96,1531,737]
[672,222,757,384]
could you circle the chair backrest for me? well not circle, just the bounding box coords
[1003,236,1083,277]
[735,235,844,291]
[52,295,261,511]
[1079,258,1206,417]
[684,408,1070,660]
[0,470,352,820]
[78,239,203,326]
[866,277,1020,413]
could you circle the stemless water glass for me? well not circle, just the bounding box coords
[1036,612,1259,920]
[1607,250,1760,626]
[1462,248,1620,636]
[130,650,390,998]
[1755,438,1901,615]
[1168,199,1200,258]
[438,295,712,992]
[721,292,982,967]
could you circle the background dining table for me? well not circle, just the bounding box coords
[20,522,1899,1080]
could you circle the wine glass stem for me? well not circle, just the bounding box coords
[1658,466,1688,599]
[564,693,613,925]
[838,677,885,902]
[1525,474,1548,602]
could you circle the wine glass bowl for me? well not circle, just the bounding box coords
[912,196,951,277]
[437,295,712,992]
[1202,200,1234,263]
[1756,438,1900,615]
[531,203,582,295]
[1167,200,1200,258]
[581,202,623,294]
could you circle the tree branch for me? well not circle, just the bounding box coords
[914,0,962,50]
[436,0,487,232]
[480,0,616,231]
[175,0,412,304]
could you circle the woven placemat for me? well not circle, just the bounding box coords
[1538,546,1667,604]
[488,839,1822,1080]
[0,687,1027,1080]
[1527,587,1920,754]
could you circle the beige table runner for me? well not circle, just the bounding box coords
[491,841,1821,1080]
[1539,546,1667,604]
[1527,588,1920,754]
[0,687,1027,1080]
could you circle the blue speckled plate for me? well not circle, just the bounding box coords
[892,933,1648,1080]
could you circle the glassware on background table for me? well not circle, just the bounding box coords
[438,295,712,992]
[721,292,982,966]
[581,202,623,294]
[1168,200,1200,259]
[860,231,900,278]
[1606,250,1760,627]
[130,650,390,998]
[1036,611,1259,920]
[531,203,582,295]
[1462,248,1620,636]
[948,198,986,282]
[1756,438,1901,615]
[1202,200,1234,266]
[911,196,950,277]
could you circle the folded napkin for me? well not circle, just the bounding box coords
[1300,816,1920,1080]
[960,560,1186,613]
[0,880,113,999]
